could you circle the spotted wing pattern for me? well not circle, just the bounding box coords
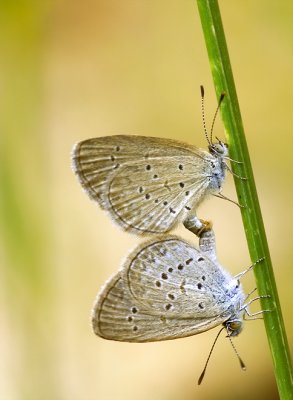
[92,237,236,342]
[72,135,220,233]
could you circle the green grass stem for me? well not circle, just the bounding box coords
[196,1,293,398]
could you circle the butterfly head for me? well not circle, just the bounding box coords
[224,318,243,337]
[208,139,229,158]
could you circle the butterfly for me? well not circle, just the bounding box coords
[92,217,265,382]
[92,236,246,342]
[71,87,235,234]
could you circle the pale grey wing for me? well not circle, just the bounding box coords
[124,237,232,323]
[92,273,176,342]
[71,135,213,233]
[72,135,151,208]
[105,159,210,233]
[92,272,224,342]
[71,135,206,208]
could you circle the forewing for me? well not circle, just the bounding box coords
[72,135,212,233]
[125,238,229,317]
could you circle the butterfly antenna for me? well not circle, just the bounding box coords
[198,327,224,385]
[210,91,225,144]
[227,335,246,371]
[200,85,211,145]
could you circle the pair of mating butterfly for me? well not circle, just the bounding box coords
[71,87,265,383]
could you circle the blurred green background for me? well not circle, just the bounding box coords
[1,1,292,399]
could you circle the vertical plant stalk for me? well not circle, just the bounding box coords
[196,0,293,398]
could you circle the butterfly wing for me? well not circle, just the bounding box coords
[72,135,215,234]
[92,237,232,342]
[92,273,182,342]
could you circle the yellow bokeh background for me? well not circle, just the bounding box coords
[1,1,292,399]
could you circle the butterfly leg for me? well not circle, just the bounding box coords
[225,162,247,180]
[243,308,271,320]
[242,294,271,320]
[224,156,243,164]
[213,192,244,208]
[242,287,258,303]
[243,294,271,309]
[234,257,265,280]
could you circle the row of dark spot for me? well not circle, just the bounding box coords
[126,297,205,333]
[144,164,184,171]
[154,256,206,291]
[128,307,138,332]
[139,183,190,194]
[109,151,121,170]
[138,187,191,213]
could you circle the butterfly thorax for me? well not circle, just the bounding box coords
[204,141,228,193]
[222,277,245,337]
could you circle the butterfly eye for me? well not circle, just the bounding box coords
[230,321,241,330]
[235,279,240,289]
